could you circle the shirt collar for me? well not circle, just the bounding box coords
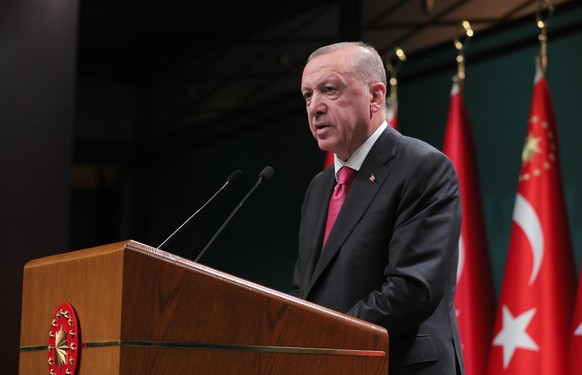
[333,121,388,180]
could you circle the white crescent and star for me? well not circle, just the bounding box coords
[492,193,545,368]
[492,306,540,369]
[513,193,544,285]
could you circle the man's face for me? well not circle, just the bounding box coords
[301,50,372,161]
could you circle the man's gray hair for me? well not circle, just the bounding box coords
[307,41,387,86]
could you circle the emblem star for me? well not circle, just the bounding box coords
[492,306,539,369]
[521,133,542,164]
[55,325,68,366]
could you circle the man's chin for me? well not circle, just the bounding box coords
[317,139,335,152]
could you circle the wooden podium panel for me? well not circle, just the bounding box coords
[20,240,388,374]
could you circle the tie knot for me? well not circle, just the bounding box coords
[337,167,357,185]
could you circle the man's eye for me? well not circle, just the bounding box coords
[324,87,336,94]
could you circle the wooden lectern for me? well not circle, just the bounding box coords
[20,240,388,374]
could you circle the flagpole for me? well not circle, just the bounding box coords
[384,46,406,128]
[536,0,554,76]
[454,20,473,95]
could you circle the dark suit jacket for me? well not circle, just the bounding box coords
[291,126,465,375]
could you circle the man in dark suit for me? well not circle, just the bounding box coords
[291,41,465,375]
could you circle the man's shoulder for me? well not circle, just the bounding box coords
[389,132,442,158]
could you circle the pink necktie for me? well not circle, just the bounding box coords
[323,167,357,246]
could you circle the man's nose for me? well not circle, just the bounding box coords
[308,93,326,115]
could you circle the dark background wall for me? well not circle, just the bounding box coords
[1,0,77,373]
[2,1,581,373]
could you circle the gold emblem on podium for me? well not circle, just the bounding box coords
[47,303,80,375]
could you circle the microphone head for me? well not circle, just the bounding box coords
[258,166,274,182]
[227,169,244,185]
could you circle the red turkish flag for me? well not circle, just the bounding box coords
[388,99,399,131]
[322,105,400,168]
[443,81,496,375]
[323,150,334,168]
[486,61,576,375]
[567,265,582,374]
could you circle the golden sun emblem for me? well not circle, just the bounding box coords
[54,326,70,367]
[521,132,542,164]
[48,304,80,375]
[518,114,558,182]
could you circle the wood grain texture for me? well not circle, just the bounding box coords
[20,240,388,374]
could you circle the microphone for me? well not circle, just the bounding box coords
[194,166,274,262]
[157,169,244,250]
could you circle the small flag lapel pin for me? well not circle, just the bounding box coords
[369,173,376,183]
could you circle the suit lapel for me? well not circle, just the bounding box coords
[306,128,399,297]
[302,167,335,288]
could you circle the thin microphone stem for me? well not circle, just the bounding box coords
[158,180,230,250]
[195,177,265,262]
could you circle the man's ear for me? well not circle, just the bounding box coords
[369,82,387,113]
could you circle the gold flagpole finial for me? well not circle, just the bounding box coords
[454,20,473,94]
[537,0,554,75]
[385,46,406,118]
